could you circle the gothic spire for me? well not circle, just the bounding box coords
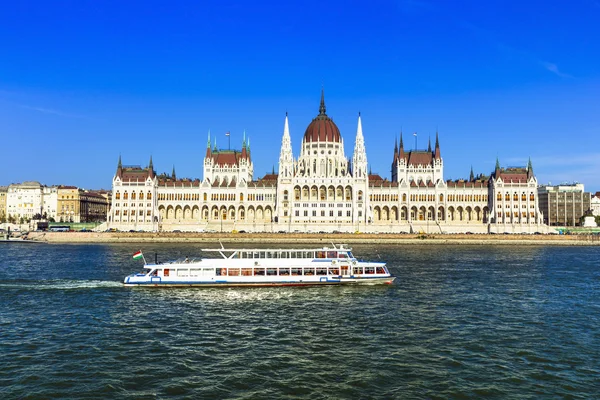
[116,154,122,177]
[399,132,405,159]
[470,165,474,181]
[172,165,176,180]
[527,157,534,179]
[319,87,326,115]
[206,130,212,158]
[428,136,432,153]
[434,131,441,159]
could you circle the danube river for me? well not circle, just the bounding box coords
[1,243,599,398]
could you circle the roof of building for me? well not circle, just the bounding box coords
[209,149,250,167]
[303,89,342,144]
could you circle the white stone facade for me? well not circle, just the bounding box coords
[107,93,547,233]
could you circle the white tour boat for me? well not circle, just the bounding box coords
[124,244,395,287]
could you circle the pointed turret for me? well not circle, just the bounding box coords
[352,112,368,179]
[172,165,176,180]
[241,129,248,159]
[434,131,441,159]
[495,157,501,176]
[148,155,155,178]
[116,154,123,178]
[428,136,432,153]
[470,165,474,182]
[399,133,405,159]
[206,130,212,158]
[319,87,326,115]
[527,157,534,179]
[213,137,218,152]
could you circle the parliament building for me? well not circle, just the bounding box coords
[107,91,546,233]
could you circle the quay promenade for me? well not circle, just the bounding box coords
[24,231,600,245]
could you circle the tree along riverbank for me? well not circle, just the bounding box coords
[23,231,600,246]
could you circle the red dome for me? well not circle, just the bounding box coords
[303,90,342,143]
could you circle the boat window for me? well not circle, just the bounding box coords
[376,267,386,274]
[266,268,277,276]
[365,267,375,274]
[150,269,158,276]
[241,268,252,276]
[347,252,354,258]
[202,268,214,276]
[317,251,325,259]
[218,268,226,276]
[177,269,189,277]
[254,268,265,276]
[253,251,260,259]
[228,268,240,276]
[291,267,302,275]
[327,251,337,258]
[164,269,170,277]
[279,268,290,276]
[338,252,347,258]
[190,269,200,277]
[353,267,362,275]
[316,267,327,275]
[304,267,314,276]
[328,267,339,275]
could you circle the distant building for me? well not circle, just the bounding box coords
[591,192,600,217]
[107,91,547,233]
[57,186,80,223]
[0,186,7,222]
[80,190,110,222]
[7,181,44,221]
[538,184,591,226]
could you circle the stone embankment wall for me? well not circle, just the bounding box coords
[25,231,600,245]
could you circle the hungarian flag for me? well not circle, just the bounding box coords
[133,250,143,260]
[225,131,230,136]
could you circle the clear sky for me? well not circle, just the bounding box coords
[1,0,599,192]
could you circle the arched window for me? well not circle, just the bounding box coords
[147,192,152,200]
[139,192,144,200]
[115,192,121,200]
[131,192,136,200]
[439,194,444,202]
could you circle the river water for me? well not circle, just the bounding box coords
[1,242,599,399]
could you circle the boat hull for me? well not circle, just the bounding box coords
[124,276,395,288]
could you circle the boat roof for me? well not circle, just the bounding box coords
[200,243,352,252]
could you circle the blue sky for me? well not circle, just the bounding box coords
[1,0,599,192]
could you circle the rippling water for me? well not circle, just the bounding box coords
[1,242,599,399]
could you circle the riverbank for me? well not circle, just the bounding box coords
[23,231,600,245]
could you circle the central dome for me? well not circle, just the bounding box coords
[303,90,342,143]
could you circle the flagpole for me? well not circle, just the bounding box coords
[141,250,147,265]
